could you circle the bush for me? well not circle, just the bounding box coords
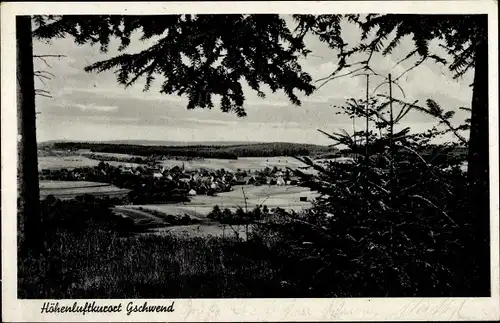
[41,194,137,237]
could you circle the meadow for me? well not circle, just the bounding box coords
[38,155,143,170]
[117,184,318,238]
[40,178,318,238]
[158,156,308,172]
[38,156,99,169]
[135,185,317,212]
[40,180,130,200]
[38,151,313,172]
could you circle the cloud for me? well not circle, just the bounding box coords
[33,15,474,145]
[72,103,119,112]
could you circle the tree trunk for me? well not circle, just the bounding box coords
[467,34,490,295]
[16,16,42,253]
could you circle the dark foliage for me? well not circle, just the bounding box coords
[207,205,264,225]
[18,196,288,298]
[32,15,315,117]
[40,194,138,237]
[250,95,488,297]
[292,16,490,294]
[293,14,486,82]
[82,153,152,164]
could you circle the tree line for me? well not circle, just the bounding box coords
[50,141,334,159]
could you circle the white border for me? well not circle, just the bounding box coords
[1,1,499,322]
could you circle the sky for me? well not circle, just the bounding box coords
[33,15,474,145]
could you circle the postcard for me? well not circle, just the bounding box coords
[1,1,499,321]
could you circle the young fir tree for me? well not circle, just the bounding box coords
[292,14,490,293]
[295,13,488,210]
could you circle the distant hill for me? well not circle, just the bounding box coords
[40,140,337,159]
[104,140,267,147]
[40,140,285,147]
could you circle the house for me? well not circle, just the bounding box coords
[197,184,208,195]
[245,176,256,185]
[236,178,247,185]
[334,157,355,164]
[188,189,197,196]
[153,172,163,179]
[276,176,285,186]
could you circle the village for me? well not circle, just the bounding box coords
[114,159,303,196]
[39,158,305,201]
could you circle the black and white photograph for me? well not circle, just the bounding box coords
[1,1,499,321]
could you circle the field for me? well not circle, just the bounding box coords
[40,180,130,200]
[38,156,99,169]
[39,178,318,238]
[38,152,318,238]
[118,184,319,238]
[86,153,310,171]
[38,155,142,170]
[159,156,308,171]
[126,185,317,215]
[38,153,312,172]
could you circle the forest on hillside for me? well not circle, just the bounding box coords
[47,141,338,159]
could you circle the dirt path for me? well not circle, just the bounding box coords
[114,205,244,238]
